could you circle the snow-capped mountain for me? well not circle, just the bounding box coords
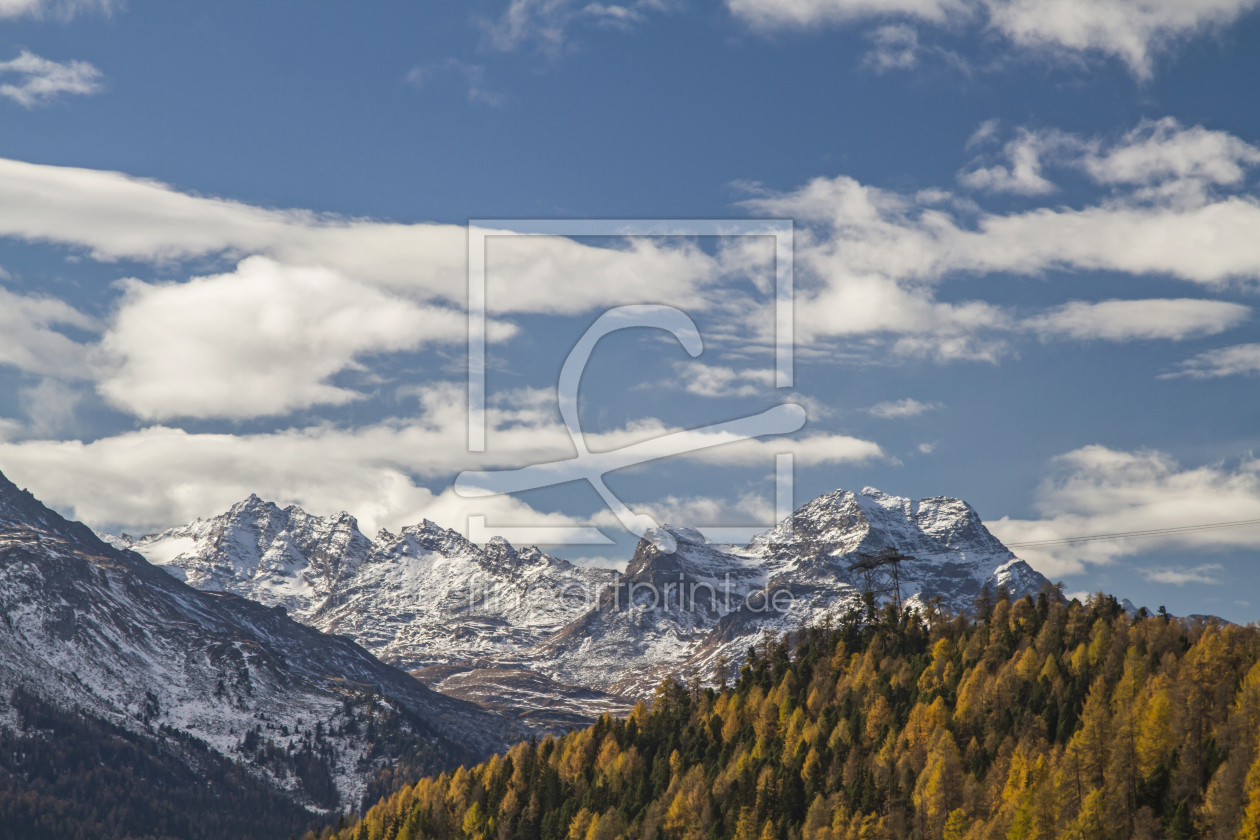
[104,495,373,621]
[119,485,1051,707]
[115,501,614,671]
[0,471,522,814]
[529,488,1050,696]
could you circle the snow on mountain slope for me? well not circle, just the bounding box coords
[528,488,1053,696]
[123,506,614,671]
[121,485,1051,707]
[113,495,371,620]
[314,525,614,670]
[0,471,523,813]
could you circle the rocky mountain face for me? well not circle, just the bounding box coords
[529,488,1048,696]
[119,485,1051,712]
[112,499,613,673]
[0,471,522,816]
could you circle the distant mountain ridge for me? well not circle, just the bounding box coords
[528,487,1047,696]
[116,485,1053,710]
[108,497,614,671]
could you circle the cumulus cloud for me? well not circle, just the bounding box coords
[1164,343,1260,379]
[743,119,1260,359]
[985,0,1260,80]
[961,118,1260,200]
[672,362,776,397]
[0,425,592,541]
[959,128,1060,194]
[1024,299,1251,342]
[4,118,1254,428]
[483,233,723,315]
[988,446,1260,577]
[93,257,515,420]
[0,286,96,376]
[0,157,721,315]
[726,0,1260,78]
[1078,117,1260,187]
[867,398,942,418]
[0,382,881,534]
[0,50,102,107]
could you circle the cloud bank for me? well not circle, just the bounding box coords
[989,446,1260,577]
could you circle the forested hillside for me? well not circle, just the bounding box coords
[313,592,1260,840]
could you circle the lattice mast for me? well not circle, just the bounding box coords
[846,549,911,616]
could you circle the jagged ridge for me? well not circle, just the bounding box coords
[118,485,1051,704]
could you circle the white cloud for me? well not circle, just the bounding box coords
[0,285,96,376]
[1025,299,1250,342]
[482,0,667,54]
[961,118,1260,201]
[863,25,922,72]
[984,0,1260,80]
[93,257,515,420]
[685,430,883,467]
[728,0,967,29]
[966,118,1001,149]
[0,51,102,107]
[917,442,935,453]
[959,128,1061,194]
[868,398,942,418]
[1078,117,1260,187]
[612,492,776,530]
[1142,563,1223,585]
[19,378,83,436]
[0,0,116,20]
[0,382,881,534]
[742,119,1260,359]
[0,157,721,315]
[745,176,1016,360]
[1165,343,1260,379]
[482,233,722,315]
[0,422,602,538]
[672,362,776,397]
[0,419,23,442]
[593,491,784,544]
[988,446,1260,577]
[726,0,1260,78]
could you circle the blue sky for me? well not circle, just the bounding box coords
[1,0,1259,620]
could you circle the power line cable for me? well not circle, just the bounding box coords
[1004,517,1260,549]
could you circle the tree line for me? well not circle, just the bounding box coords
[309,590,1260,840]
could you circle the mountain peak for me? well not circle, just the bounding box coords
[231,492,280,516]
[0,467,119,556]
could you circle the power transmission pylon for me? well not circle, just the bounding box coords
[846,549,910,617]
